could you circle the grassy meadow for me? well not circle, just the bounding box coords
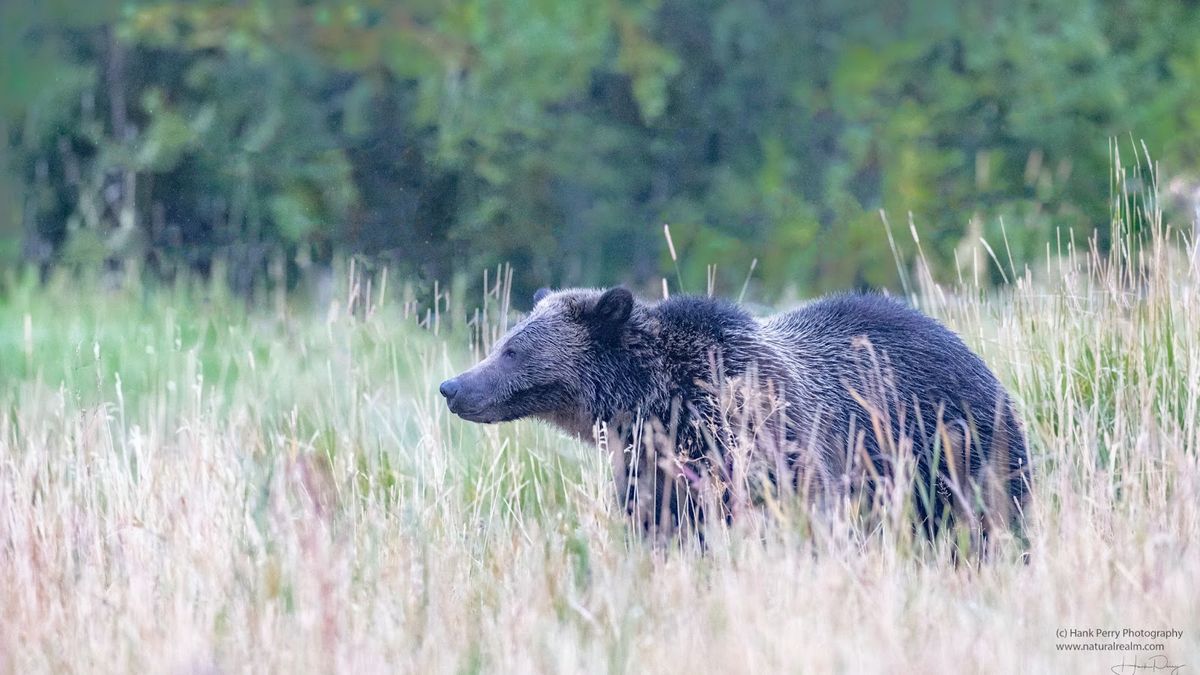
[2,217,1200,672]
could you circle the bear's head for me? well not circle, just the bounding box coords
[439,287,649,433]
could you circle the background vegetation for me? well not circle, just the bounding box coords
[3,3,1200,670]
[5,0,1200,299]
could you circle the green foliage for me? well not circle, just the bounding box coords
[3,0,1200,297]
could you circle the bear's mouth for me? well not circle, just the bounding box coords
[446,396,494,423]
[452,407,528,425]
[450,406,503,424]
[445,393,514,424]
[446,389,540,425]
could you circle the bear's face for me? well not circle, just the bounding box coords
[439,287,637,426]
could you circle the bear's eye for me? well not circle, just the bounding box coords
[502,348,518,360]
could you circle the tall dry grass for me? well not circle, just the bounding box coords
[2,169,1199,673]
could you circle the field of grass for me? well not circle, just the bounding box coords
[2,217,1199,672]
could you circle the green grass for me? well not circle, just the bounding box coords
[1,221,1199,673]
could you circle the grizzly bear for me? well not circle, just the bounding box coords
[440,287,1030,543]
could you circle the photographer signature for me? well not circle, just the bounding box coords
[1110,655,1188,675]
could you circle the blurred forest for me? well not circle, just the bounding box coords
[3,0,1200,299]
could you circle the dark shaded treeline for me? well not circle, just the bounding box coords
[3,0,1198,298]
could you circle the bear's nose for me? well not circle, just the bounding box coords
[439,378,460,400]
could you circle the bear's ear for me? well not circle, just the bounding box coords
[591,287,634,327]
[532,287,552,306]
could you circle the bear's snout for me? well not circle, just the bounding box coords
[440,375,492,420]
[439,378,461,400]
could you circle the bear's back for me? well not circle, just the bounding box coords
[765,293,1001,408]
[764,293,1028,520]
